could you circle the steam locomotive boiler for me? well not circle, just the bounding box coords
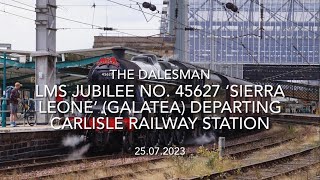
[83,48,270,152]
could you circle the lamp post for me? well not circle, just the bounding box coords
[2,52,7,127]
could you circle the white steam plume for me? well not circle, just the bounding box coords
[66,144,91,160]
[186,132,217,145]
[62,135,85,147]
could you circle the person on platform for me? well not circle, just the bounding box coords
[10,82,22,127]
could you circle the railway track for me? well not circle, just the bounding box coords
[92,163,172,180]
[259,156,320,180]
[1,127,293,179]
[187,145,320,180]
[0,153,132,175]
[25,156,166,180]
[88,127,301,180]
[0,128,284,168]
[40,132,292,180]
[225,136,294,158]
[89,135,294,180]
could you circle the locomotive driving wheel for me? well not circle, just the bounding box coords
[122,131,134,153]
[160,130,173,146]
[148,130,161,147]
[137,131,149,147]
[173,129,186,145]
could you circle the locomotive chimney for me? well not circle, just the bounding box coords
[112,47,126,59]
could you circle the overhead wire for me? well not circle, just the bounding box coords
[233,1,318,80]
[57,3,163,7]
[135,2,158,22]
[214,0,319,65]
[11,0,34,9]
[57,28,160,30]
[193,1,273,65]
[0,2,189,57]
[1,0,259,63]
[206,0,263,65]
[120,0,318,79]
[91,2,96,29]
[114,0,264,64]
[216,0,318,71]
[2,0,318,58]
[213,0,319,81]
[2,0,318,80]
[0,1,109,29]
[0,9,34,21]
[250,0,320,36]
[0,2,192,56]
[0,1,291,68]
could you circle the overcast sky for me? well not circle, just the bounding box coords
[0,0,163,51]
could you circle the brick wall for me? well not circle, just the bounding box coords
[93,36,174,56]
[0,130,80,161]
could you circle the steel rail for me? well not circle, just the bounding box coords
[32,132,293,179]
[89,136,295,180]
[1,128,290,179]
[92,165,173,180]
[186,145,320,180]
[0,154,132,175]
[261,159,320,180]
[26,157,166,180]
[226,137,295,158]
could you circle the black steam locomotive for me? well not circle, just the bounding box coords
[83,48,270,152]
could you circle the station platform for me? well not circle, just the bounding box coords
[0,118,67,133]
[0,125,62,133]
[0,123,79,162]
[277,113,320,118]
[271,113,319,123]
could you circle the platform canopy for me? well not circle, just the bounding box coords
[0,46,152,91]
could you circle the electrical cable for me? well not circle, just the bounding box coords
[0,2,193,58]
[250,0,320,36]
[57,3,163,7]
[57,28,160,30]
[214,0,319,80]
[0,9,34,21]
[233,6,318,80]
[3,0,318,76]
[113,0,265,64]
[0,2,109,29]
[11,0,34,9]
[91,2,96,28]
[2,0,253,62]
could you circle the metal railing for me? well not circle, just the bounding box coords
[0,98,9,112]
[0,97,38,127]
[0,97,9,127]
